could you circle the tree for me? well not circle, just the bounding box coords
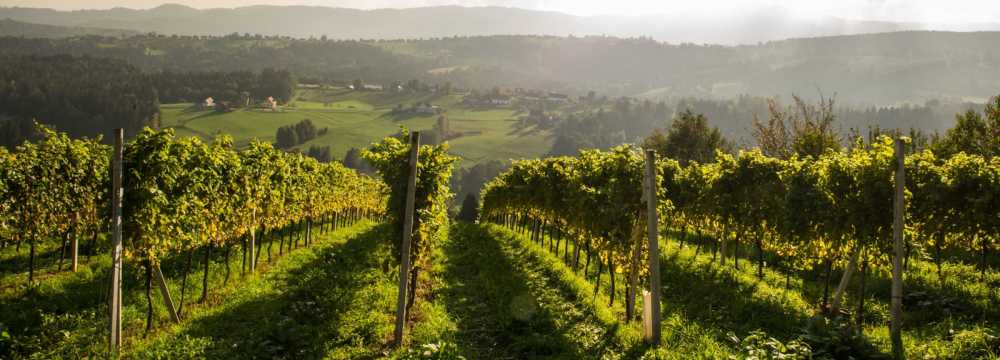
[295,119,318,142]
[932,95,1000,159]
[352,79,364,91]
[643,109,731,166]
[275,127,299,149]
[451,160,507,207]
[435,115,450,139]
[457,193,479,222]
[275,119,317,149]
[752,96,841,159]
[342,147,374,174]
[307,145,332,163]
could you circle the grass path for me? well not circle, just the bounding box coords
[439,223,649,359]
[130,222,403,359]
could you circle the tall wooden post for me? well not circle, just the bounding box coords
[250,209,256,273]
[109,128,124,352]
[71,232,79,272]
[890,138,906,359]
[393,132,420,347]
[643,150,662,346]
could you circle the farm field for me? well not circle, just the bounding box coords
[160,89,554,167]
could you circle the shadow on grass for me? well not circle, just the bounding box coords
[153,224,394,359]
[0,244,72,279]
[444,223,637,359]
[656,230,895,357]
[663,227,1000,327]
[656,247,811,340]
[505,124,545,138]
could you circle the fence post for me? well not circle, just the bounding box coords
[109,128,124,352]
[890,138,906,359]
[644,150,661,346]
[393,132,420,347]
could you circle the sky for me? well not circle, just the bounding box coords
[3,0,999,24]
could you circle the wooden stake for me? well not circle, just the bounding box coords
[890,138,906,359]
[250,209,257,273]
[109,128,124,352]
[644,150,662,346]
[154,265,181,323]
[393,132,420,347]
[71,232,79,272]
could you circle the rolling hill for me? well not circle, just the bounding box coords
[1,3,998,45]
[160,88,553,167]
[0,18,136,37]
[1,29,998,105]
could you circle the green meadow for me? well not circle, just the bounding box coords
[161,88,553,167]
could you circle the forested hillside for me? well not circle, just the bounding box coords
[0,55,297,147]
[0,55,158,147]
[0,19,137,38]
[0,31,998,104]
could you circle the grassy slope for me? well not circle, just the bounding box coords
[8,215,991,358]
[439,223,647,359]
[130,222,394,359]
[127,223,457,359]
[113,221,660,359]
[492,222,1000,359]
[160,89,553,168]
[0,220,374,359]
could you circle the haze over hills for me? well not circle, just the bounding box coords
[0,18,137,37]
[1,27,997,106]
[1,3,999,44]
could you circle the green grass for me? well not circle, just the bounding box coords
[127,222,459,359]
[130,222,397,359]
[490,221,1000,359]
[11,213,990,359]
[437,223,647,358]
[160,90,554,167]
[0,219,375,359]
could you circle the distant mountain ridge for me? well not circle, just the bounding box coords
[2,3,998,44]
[0,18,137,38]
[0,28,997,106]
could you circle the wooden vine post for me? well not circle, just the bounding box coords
[154,265,181,323]
[643,150,662,346]
[393,132,420,347]
[109,128,124,352]
[250,208,257,272]
[71,224,79,272]
[890,138,906,359]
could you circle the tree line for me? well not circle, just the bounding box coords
[151,68,295,104]
[546,94,980,158]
